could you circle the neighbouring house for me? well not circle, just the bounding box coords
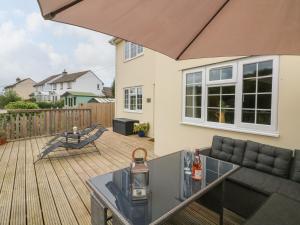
[34,70,104,102]
[61,91,98,108]
[102,87,113,98]
[110,38,300,156]
[4,78,36,100]
[33,74,62,102]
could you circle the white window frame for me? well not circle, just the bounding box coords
[124,41,144,62]
[124,86,143,113]
[67,82,72,89]
[181,56,279,137]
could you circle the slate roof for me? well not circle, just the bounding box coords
[50,71,89,84]
[33,74,61,87]
[4,78,35,89]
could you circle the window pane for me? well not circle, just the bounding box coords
[258,60,272,77]
[209,69,220,81]
[186,86,193,95]
[257,110,271,125]
[194,72,202,83]
[222,86,235,94]
[243,63,256,78]
[125,42,130,60]
[186,73,194,84]
[258,77,272,92]
[208,87,220,94]
[222,109,234,124]
[243,94,255,108]
[243,79,256,93]
[207,109,219,122]
[137,45,143,54]
[194,107,201,118]
[257,94,271,109]
[194,85,202,95]
[221,67,233,80]
[137,87,142,95]
[222,95,235,108]
[186,96,193,106]
[130,96,136,110]
[208,96,220,107]
[242,110,255,123]
[185,107,193,117]
[131,43,137,58]
[194,96,201,107]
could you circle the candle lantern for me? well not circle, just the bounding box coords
[130,148,149,201]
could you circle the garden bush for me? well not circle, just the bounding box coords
[5,101,39,110]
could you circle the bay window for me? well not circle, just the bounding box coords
[124,86,143,112]
[182,56,279,135]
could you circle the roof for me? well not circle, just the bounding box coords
[88,98,115,103]
[50,70,89,84]
[4,78,36,89]
[102,87,113,98]
[34,74,61,87]
[61,91,98,97]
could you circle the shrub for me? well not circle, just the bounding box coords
[37,100,64,109]
[133,122,150,133]
[0,90,21,108]
[5,101,39,110]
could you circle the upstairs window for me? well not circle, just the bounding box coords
[60,83,63,90]
[124,41,143,61]
[67,82,72,89]
[124,86,143,112]
[53,84,57,90]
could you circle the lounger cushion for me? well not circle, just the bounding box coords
[211,136,246,165]
[228,167,300,201]
[242,141,292,178]
[290,150,300,183]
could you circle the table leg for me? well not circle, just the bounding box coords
[91,193,108,225]
[219,181,224,225]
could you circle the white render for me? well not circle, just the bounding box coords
[34,75,62,102]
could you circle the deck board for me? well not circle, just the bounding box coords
[0,129,244,225]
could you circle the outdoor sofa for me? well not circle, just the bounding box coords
[199,136,300,225]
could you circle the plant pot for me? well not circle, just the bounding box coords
[138,131,145,137]
[0,138,7,145]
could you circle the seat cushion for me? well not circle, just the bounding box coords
[228,167,300,201]
[290,150,300,183]
[211,136,246,165]
[242,141,292,178]
[244,193,300,225]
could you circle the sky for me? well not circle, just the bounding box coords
[0,1,115,91]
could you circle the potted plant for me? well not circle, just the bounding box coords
[0,129,7,145]
[133,123,150,137]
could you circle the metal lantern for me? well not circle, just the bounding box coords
[130,148,149,201]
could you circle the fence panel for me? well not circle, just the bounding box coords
[0,108,92,140]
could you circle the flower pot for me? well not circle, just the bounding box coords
[138,131,145,137]
[0,138,7,145]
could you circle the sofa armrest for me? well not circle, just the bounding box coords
[199,147,211,156]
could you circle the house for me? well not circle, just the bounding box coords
[4,78,36,100]
[102,87,113,98]
[34,70,104,102]
[33,74,62,102]
[61,91,98,108]
[110,39,300,156]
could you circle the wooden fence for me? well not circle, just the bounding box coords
[0,109,92,140]
[79,102,115,128]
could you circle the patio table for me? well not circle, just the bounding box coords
[87,150,239,225]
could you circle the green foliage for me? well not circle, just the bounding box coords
[5,101,39,110]
[36,100,64,109]
[111,79,115,98]
[0,90,21,108]
[133,122,150,133]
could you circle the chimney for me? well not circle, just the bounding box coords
[62,69,67,76]
[16,77,21,82]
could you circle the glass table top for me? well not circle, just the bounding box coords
[88,150,239,225]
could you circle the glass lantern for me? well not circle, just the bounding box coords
[130,148,149,201]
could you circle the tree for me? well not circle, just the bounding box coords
[0,90,21,109]
[111,79,115,98]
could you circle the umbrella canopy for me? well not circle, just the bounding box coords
[37,0,300,60]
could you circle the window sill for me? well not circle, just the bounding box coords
[180,121,279,137]
[124,53,144,63]
[124,109,143,114]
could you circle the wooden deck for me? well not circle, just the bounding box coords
[0,129,244,225]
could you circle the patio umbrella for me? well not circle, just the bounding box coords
[37,0,300,60]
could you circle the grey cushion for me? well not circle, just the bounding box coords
[228,167,300,201]
[242,141,292,178]
[290,150,300,183]
[211,136,246,165]
[245,193,300,225]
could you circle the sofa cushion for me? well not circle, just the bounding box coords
[211,136,246,165]
[242,141,292,178]
[228,167,300,201]
[290,150,300,183]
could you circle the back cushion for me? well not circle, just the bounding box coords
[290,150,300,183]
[211,136,246,165]
[242,141,292,178]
